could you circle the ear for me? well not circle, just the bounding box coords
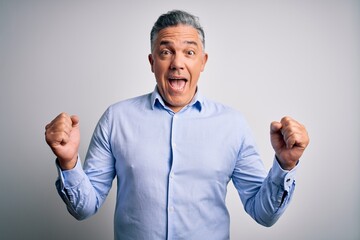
[148,54,154,73]
[200,53,208,72]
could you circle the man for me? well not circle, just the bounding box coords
[45,10,309,239]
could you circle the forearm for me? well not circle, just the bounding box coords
[55,157,102,220]
[244,158,297,227]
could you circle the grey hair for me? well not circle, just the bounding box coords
[150,10,205,52]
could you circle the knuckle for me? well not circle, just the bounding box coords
[282,116,291,121]
[281,116,291,126]
[59,112,69,118]
[56,112,70,122]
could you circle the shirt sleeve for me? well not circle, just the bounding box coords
[231,116,298,227]
[232,153,298,227]
[55,157,92,220]
[55,109,116,220]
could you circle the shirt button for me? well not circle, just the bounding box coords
[172,142,177,148]
[169,206,174,212]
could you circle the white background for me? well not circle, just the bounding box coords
[1,0,359,239]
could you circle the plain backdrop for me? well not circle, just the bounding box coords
[1,0,359,239]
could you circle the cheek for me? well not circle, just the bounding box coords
[154,68,165,81]
[154,69,169,86]
[189,63,203,78]
[154,62,169,76]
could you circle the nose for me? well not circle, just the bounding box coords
[170,53,185,71]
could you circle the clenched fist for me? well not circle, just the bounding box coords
[270,116,309,170]
[45,112,80,170]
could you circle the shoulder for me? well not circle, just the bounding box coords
[97,92,152,124]
[198,96,252,134]
[202,97,246,121]
[104,92,152,116]
[200,97,255,146]
[109,93,152,112]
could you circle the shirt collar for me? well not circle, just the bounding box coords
[151,86,203,112]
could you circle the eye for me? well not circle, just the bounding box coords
[187,50,195,56]
[160,49,172,56]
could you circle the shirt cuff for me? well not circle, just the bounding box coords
[56,156,86,189]
[269,156,298,192]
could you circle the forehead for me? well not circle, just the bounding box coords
[155,25,201,46]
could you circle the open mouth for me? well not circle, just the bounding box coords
[168,76,187,91]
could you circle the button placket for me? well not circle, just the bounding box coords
[167,113,179,237]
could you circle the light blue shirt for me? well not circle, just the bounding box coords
[56,87,297,240]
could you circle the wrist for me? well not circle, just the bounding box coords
[58,156,78,170]
[275,155,298,171]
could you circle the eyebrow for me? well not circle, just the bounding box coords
[159,40,199,47]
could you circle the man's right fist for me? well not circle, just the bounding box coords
[45,112,80,170]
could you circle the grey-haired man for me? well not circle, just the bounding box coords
[45,10,309,239]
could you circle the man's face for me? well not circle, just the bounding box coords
[149,24,208,112]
